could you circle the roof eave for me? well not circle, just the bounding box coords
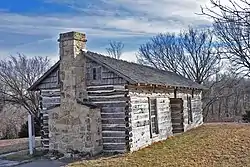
[129,82,206,90]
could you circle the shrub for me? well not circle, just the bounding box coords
[18,118,41,138]
[0,123,18,140]
[242,110,250,123]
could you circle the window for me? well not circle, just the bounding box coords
[92,67,102,80]
[149,98,159,137]
[92,68,97,80]
[97,67,102,80]
[187,96,193,123]
[57,70,60,85]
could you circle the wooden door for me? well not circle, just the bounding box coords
[170,98,184,134]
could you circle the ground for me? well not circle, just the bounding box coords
[18,159,66,167]
[0,138,41,154]
[0,138,42,167]
[1,124,250,167]
[67,123,250,167]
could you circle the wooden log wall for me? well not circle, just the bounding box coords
[87,85,129,153]
[128,86,174,152]
[176,91,203,132]
[40,88,61,151]
[191,95,203,127]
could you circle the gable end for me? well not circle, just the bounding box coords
[85,52,136,85]
[28,61,60,91]
[86,57,131,86]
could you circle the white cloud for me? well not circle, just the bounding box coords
[50,55,59,64]
[44,0,213,34]
[1,0,233,61]
[11,37,56,51]
[0,51,10,60]
[121,51,138,62]
[95,49,137,62]
[102,0,205,17]
[0,0,215,38]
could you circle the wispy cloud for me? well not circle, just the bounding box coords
[0,0,213,37]
[0,0,221,61]
[44,0,212,33]
[0,12,150,37]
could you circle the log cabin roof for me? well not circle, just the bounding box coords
[28,51,205,91]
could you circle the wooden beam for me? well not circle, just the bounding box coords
[174,88,177,98]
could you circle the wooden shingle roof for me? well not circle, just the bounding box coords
[86,51,205,90]
[29,51,205,91]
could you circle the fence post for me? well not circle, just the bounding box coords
[28,114,33,155]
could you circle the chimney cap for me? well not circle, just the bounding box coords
[58,31,87,42]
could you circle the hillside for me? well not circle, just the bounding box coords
[68,124,250,167]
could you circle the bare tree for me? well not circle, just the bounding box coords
[106,41,124,59]
[137,27,221,84]
[180,27,221,83]
[202,69,249,122]
[137,33,183,74]
[201,0,250,75]
[0,54,50,118]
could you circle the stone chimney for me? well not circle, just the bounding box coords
[49,32,102,155]
[58,31,88,112]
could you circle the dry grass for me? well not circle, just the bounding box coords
[0,138,41,154]
[68,124,250,167]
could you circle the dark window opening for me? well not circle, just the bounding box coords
[187,96,193,123]
[57,70,60,85]
[92,68,97,80]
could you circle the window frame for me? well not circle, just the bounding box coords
[92,67,97,80]
[187,96,193,124]
[57,70,60,85]
[92,66,102,81]
[148,98,159,138]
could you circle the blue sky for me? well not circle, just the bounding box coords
[0,0,215,63]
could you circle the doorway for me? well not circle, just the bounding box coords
[170,98,184,134]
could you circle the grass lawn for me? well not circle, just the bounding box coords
[68,124,250,167]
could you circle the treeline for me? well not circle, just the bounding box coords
[106,0,250,122]
[0,55,50,139]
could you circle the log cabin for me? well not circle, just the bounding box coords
[28,31,205,155]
